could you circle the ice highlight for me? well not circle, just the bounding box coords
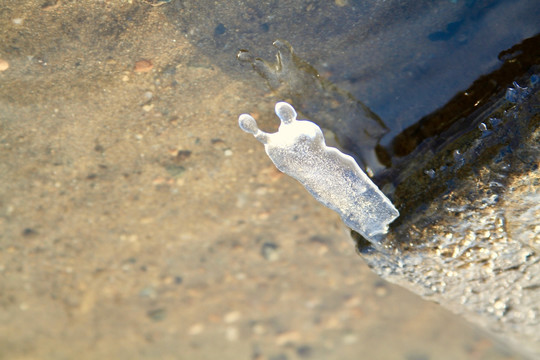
[239,102,399,242]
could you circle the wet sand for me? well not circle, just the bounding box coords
[0,1,529,359]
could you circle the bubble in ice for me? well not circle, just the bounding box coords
[238,102,399,243]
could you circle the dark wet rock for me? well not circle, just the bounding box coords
[355,82,540,357]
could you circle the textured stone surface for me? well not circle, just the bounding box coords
[359,87,540,358]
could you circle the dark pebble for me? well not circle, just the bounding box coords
[260,242,279,261]
[296,345,312,358]
[22,228,37,237]
[147,308,166,321]
[269,355,288,360]
[175,150,192,162]
[214,23,226,36]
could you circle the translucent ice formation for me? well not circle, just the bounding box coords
[239,102,399,242]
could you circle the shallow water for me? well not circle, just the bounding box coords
[0,1,538,359]
[165,0,540,143]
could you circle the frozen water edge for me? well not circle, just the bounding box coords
[239,102,399,243]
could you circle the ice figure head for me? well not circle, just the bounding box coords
[238,114,269,144]
[275,101,296,125]
[238,102,399,244]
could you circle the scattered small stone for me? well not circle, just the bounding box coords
[174,150,192,162]
[143,91,153,100]
[275,331,300,346]
[296,345,312,358]
[142,0,171,6]
[214,23,226,36]
[22,228,37,237]
[252,323,266,335]
[165,164,186,178]
[224,310,241,323]
[12,18,23,25]
[344,296,361,308]
[374,282,389,297]
[188,323,204,335]
[142,103,154,112]
[260,242,279,261]
[225,326,239,341]
[335,0,349,6]
[405,353,430,360]
[224,149,233,157]
[139,286,157,299]
[342,334,358,344]
[42,1,61,11]
[0,59,9,72]
[147,308,166,321]
[269,354,289,360]
[174,276,183,284]
[134,59,153,73]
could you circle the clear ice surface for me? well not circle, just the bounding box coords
[239,102,399,242]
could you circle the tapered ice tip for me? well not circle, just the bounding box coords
[275,102,297,124]
[238,114,259,135]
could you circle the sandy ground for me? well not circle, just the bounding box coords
[0,1,527,359]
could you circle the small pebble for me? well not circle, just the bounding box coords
[174,150,192,162]
[375,284,388,297]
[0,59,9,72]
[276,331,301,346]
[134,59,153,73]
[188,323,204,335]
[224,310,241,323]
[225,326,239,341]
[296,345,312,358]
[261,242,279,261]
[342,334,358,344]
[142,103,154,112]
[147,308,166,321]
[12,18,23,25]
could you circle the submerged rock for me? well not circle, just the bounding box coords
[361,82,539,358]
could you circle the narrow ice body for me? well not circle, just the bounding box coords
[238,102,399,242]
